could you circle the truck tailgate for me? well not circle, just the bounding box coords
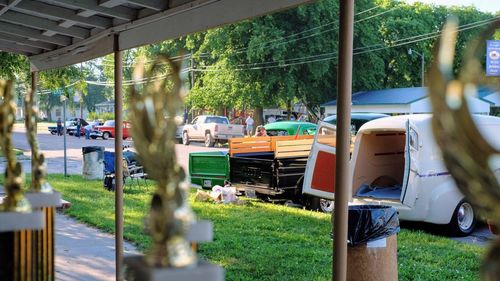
[216,124,244,138]
[189,151,229,188]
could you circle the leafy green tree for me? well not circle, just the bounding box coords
[38,66,87,121]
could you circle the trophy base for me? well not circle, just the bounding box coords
[0,211,44,232]
[124,256,224,281]
[25,191,62,209]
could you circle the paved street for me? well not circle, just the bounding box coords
[7,124,227,176]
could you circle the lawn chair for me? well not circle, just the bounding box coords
[103,151,147,191]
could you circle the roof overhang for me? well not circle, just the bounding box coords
[0,0,313,71]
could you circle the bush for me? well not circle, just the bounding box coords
[88,112,115,121]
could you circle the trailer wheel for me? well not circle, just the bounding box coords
[448,200,476,236]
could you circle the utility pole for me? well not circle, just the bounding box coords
[61,94,68,176]
[408,48,425,87]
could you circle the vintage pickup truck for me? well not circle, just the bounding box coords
[303,114,500,236]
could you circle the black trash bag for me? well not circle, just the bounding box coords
[347,205,400,247]
[82,146,104,154]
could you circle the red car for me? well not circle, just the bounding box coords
[90,120,132,140]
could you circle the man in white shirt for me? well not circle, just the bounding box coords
[245,114,254,136]
[84,123,94,140]
[267,115,276,124]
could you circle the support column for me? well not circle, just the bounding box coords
[114,34,124,281]
[333,1,354,281]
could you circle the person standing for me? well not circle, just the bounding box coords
[84,123,93,140]
[75,119,81,139]
[245,114,254,136]
[56,117,63,136]
[267,115,276,124]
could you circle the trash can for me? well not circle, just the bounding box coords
[82,146,105,180]
[346,205,400,281]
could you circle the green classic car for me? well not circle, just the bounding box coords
[264,121,317,136]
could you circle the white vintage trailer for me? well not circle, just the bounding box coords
[303,114,500,236]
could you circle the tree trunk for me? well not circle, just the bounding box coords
[254,107,263,127]
[286,100,292,120]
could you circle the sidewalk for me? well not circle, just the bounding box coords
[55,213,139,281]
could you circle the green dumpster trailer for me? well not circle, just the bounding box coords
[189,151,230,188]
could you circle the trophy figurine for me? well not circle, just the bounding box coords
[129,55,196,268]
[428,19,500,280]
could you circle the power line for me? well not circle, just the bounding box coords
[192,15,499,72]
[211,5,395,57]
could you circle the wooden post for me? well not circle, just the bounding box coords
[333,1,354,281]
[114,34,124,281]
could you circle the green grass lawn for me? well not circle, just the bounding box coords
[44,174,483,281]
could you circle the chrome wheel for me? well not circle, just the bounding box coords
[320,199,334,213]
[457,201,474,232]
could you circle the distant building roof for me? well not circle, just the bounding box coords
[95,100,115,106]
[322,86,499,107]
[322,87,427,106]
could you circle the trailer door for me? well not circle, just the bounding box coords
[401,119,419,207]
[302,122,336,200]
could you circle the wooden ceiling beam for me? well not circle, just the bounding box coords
[45,0,137,21]
[0,31,56,50]
[0,21,71,46]
[0,10,90,39]
[14,0,112,29]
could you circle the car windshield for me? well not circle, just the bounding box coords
[103,120,115,127]
[205,117,228,124]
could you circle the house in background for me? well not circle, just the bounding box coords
[322,87,493,116]
[95,100,115,114]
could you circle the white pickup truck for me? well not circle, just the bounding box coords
[182,115,245,147]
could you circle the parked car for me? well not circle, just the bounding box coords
[90,120,132,140]
[48,119,85,135]
[303,114,500,236]
[264,121,317,136]
[67,118,89,136]
[182,115,245,147]
[323,113,389,134]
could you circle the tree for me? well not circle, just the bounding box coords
[38,66,87,121]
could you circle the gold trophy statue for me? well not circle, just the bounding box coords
[428,19,500,280]
[24,85,52,193]
[0,80,29,212]
[129,55,196,268]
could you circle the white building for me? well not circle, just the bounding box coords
[322,87,493,116]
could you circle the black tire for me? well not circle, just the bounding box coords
[205,132,215,147]
[102,132,111,140]
[182,131,190,145]
[306,196,334,213]
[308,196,321,211]
[448,200,476,236]
[50,131,56,135]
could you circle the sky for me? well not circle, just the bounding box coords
[403,0,500,13]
